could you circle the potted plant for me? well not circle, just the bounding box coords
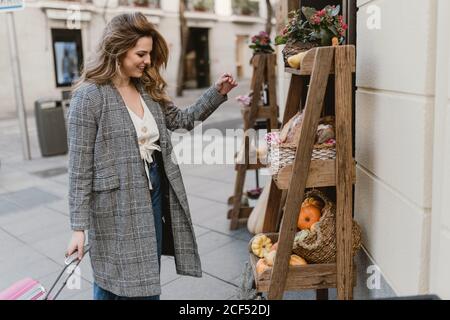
[275,5,348,66]
[249,31,275,55]
[133,0,149,7]
[193,0,209,12]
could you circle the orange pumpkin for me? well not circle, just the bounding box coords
[297,205,321,230]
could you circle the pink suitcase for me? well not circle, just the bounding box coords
[0,245,90,300]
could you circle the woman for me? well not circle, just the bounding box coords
[65,12,237,300]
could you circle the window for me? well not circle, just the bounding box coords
[232,0,259,16]
[51,29,83,88]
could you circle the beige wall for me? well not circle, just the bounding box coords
[355,0,439,296]
[430,0,450,300]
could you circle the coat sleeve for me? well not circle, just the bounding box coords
[163,85,227,131]
[67,87,98,231]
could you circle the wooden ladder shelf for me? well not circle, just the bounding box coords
[228,53,279,230]
[249,45,357,300]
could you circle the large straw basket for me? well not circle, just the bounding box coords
[292,190,362,264]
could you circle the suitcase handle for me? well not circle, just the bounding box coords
[43,244,91,300]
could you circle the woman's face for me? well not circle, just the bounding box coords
[120,36,153,78]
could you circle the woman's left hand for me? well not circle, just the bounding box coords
[215,73,238,96]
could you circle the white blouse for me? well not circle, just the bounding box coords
[125,95,161,190]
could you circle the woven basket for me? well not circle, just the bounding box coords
[267,116,336,175]
[282,40,319,67]
[292,190,362,264]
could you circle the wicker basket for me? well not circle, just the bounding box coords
[267,116,336,175]
[292,190,362,264]
[282,40,319,67]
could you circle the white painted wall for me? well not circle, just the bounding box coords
[355,0,437,296]
[430,0,450,300]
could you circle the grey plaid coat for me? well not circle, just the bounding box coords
[67,78,227,297]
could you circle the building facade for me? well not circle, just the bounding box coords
[0,0,273,118]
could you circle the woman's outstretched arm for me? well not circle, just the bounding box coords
[163,73,238,131]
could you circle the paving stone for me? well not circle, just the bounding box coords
[0,196,22,215]
[1,186,61,210]
[201,239,250,286]
[193,224,210,238]
[37,272,93,300]
[196,230,234,256]
[0,207,68,238]
[160,257,181,286]
[160,273,237,300]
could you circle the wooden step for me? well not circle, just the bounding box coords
[234,152,267,171]
[273,159,356,190]
[249,253,356,292]
[284,45,356,76]
[227,207,253,220]
[241,105,277,120]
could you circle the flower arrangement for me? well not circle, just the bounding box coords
[275,5,348,47]
[249,31,275,54]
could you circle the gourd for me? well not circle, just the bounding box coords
[290,255,308,266]
[297,205,321,230]
[251,234,273,258]
[256,258,270,275]
[287,51,308,69]
[264,250,277,267]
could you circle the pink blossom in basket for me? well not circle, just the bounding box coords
[264,132,281,145]
[236,95,252,107]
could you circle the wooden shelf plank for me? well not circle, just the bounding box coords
[250,254,338,292]
[284,46,356,76]
[241,105,277,120]
[273,159,356,190]
[227,207,253,220]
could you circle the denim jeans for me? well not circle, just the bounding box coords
[93,158,163,300]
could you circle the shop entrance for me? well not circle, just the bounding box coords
[184,28,210,89]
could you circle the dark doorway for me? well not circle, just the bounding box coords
[184,28,210,89]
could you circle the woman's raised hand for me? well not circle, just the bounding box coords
[215,73,238,96]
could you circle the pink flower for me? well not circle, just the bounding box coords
[317,9,326,17]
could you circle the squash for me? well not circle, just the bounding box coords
[332,37,339,47]
[297,205,321,230]
[251,234,273,258]
[290,255,308,266]
[270,242,278,252]
[264,250,277,267]
[287,51,308,69]
[256,258,271,275]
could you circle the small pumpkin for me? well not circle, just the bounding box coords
[289,254,308,266]
[251,234,273,258]
[270,242,278,252]
[297,205,321,230]
[256,258,271,275]
[264,250,277,267]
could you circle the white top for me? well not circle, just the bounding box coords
[125,95,161,190]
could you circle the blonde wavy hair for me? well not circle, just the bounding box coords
[74,12,170,105]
